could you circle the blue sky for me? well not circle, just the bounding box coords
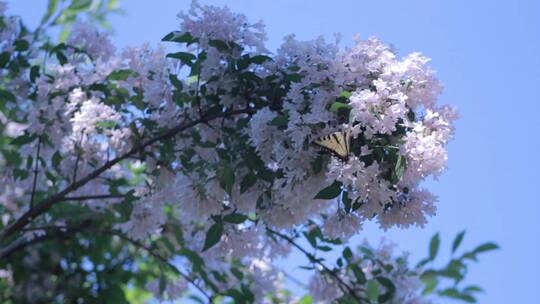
[7,0,540,303]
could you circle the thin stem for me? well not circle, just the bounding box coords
[63,194,126,201]
[281,269,308,289]
[29,136,42,209]
[266,227,362,302]
[72,133,85,183]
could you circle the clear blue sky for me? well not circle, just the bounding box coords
[7,0,540,303]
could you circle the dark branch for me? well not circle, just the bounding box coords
[0,108,253,241]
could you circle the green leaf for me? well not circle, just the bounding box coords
[107,69,133,81]
[52,151,62,171]
[55,51,68,65]
[223,213,248,224]
[330,101,352,113]
[297,295,313,304]
[439,288,476,302]
[68,0,92,11]
[30,65,40,83]
[473,242,499,254]
[270,113,289,128]
[231,267,244,280]
[342,247,353,261]
[407,110,416,121]
[377,277,396,302]
[250,55,272,64]
[311,155,323,174]
[226,289,245,303]
[340,91,352,98]
[10,133,35,145]
[202,221,224,251]
[303,231,317,248]
[314,180,342,200]
[0,89,16,103]
[429,233,440,261]
[421,272,438,295]
[189,51,206,76]
[166,52,196,66]
[179,248,204,269]
[96,121,117,129]
[437,268,461,280]
[216,148,231,162]
[186,295,205,304]
[161,31,195,44]
[0,52,10,68]
[41,0,59,25]
[464,285,484,293]
[349,264,366,284]
[159,274,167,295]
[14,40,30,52]
[452,230,466,253]
[218,165,235,195]
[169,73,183,90]
[458,294,477,303]
[285,73,303,83]
[3,150,22,167]
[208,39,230,52]
[366,280,380,301]
[239,71,262,83]
[241,284,254,302]
[391,155,406,184]
[240,173,256,193]
[342,191,352,213]
[317,245,332,252]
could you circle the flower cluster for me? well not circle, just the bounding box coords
[246,36,457,234]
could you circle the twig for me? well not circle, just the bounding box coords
[29,136,42,209]
[266,227,362,302]
[63,194,126,201]
[281,269,308,289]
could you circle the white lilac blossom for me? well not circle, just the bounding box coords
[67,22,116,61]
[178,0,267,52]
[308,273,343,303]
[146,277,188,301]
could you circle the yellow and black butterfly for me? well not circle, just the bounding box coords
[313,129,352,161]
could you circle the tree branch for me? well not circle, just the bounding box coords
[266,227,363,302]
[0,108,253,241]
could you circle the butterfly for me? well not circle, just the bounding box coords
[313,129,352,161]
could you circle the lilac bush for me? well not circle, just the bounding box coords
[0,1,496,303]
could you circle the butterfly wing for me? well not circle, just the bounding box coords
[313,130,351,161]
[343,129,351,156]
